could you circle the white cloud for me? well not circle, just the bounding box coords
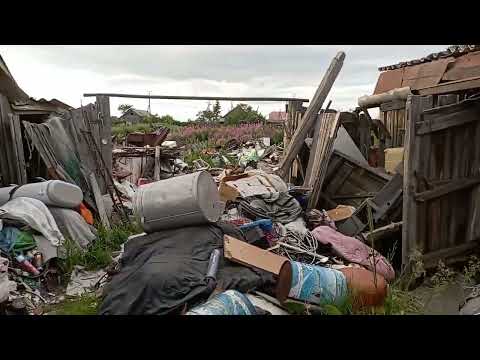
[0,45,448,120]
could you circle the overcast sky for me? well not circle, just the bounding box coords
[0,45,448,120]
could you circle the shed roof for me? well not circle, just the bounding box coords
[378,45,480,71]
[374,46,480,95]
[121,108,150,118]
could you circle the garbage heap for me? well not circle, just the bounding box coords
[0,180,99,314]
[99,170,394,315]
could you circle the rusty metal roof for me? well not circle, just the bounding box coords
[378,45,480,71]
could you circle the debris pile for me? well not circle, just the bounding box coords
[0,180,99,314]
[3,46,480,315]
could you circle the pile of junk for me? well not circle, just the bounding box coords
[0,179,99,315]
[99,169,394,315]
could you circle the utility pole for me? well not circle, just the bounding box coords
[147,91,151,115]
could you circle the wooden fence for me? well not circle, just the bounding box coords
[402,94,480,268]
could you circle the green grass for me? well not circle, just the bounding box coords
[61,221,141,275]
[46,293,100,315]
[49,221,142,315]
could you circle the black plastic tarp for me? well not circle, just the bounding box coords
[99,222,276,315]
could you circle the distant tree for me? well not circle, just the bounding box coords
[224,104,265,125]
[118,104,133,114]
[212,100,222,122]
[196,102,219,123]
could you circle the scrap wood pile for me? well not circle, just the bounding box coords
[99,167,393,315]
[96,51,408,315]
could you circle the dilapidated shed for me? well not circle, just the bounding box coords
[357,45,480,269]
[0,55,75,186]
[361,45,480,150]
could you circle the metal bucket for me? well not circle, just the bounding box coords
[289,261,347,306]
[134,171,225,233]
[0,180,83,208]
[186,290,257,315]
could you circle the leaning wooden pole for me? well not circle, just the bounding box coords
[277,51,345,179]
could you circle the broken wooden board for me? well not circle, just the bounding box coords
[223,235,292,302]
[89,172,110,229]
[278,52,345,179]
[306,112,342,209]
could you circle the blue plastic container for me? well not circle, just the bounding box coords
[288,261,347,306]
[239,219,273,232]
[186,290,257,315]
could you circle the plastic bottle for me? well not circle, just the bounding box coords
[32,252,43,271]
[15,254,40,276]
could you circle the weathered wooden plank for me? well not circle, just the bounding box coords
[96,96,112,189]
[0,94,16,185]
[467,185,480,242]
[308,112,342,208]
[327,163,354,195]
[380,99,406,112]
[154,146,161,181]
[402,95,423,268]
[8,114,27,184]
[89,172,110,229]
[437,94,458,107]
[415,96,433,254]
[278,52,345,179]
[417,108,480,135]
[415,177,480,202]
[423,241,480,269]
[362,221,403,246]
[416,76,480,96]
[303,114,321,183]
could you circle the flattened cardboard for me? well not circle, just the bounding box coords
[224,235,287,274]
[223,235,292,302]
[218,173,276,201]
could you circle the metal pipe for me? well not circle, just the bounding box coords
[83,93,309,102]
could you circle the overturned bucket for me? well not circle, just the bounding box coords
[134,171,225,233]
[186,290,257,315]
[288,261,347,306]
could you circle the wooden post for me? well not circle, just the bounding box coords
[284,100,303,152]
[402,95,423,269]
[154,146,161,181]
[96,95,112,192]
[9,113,27,185]
[278,52,345,179]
